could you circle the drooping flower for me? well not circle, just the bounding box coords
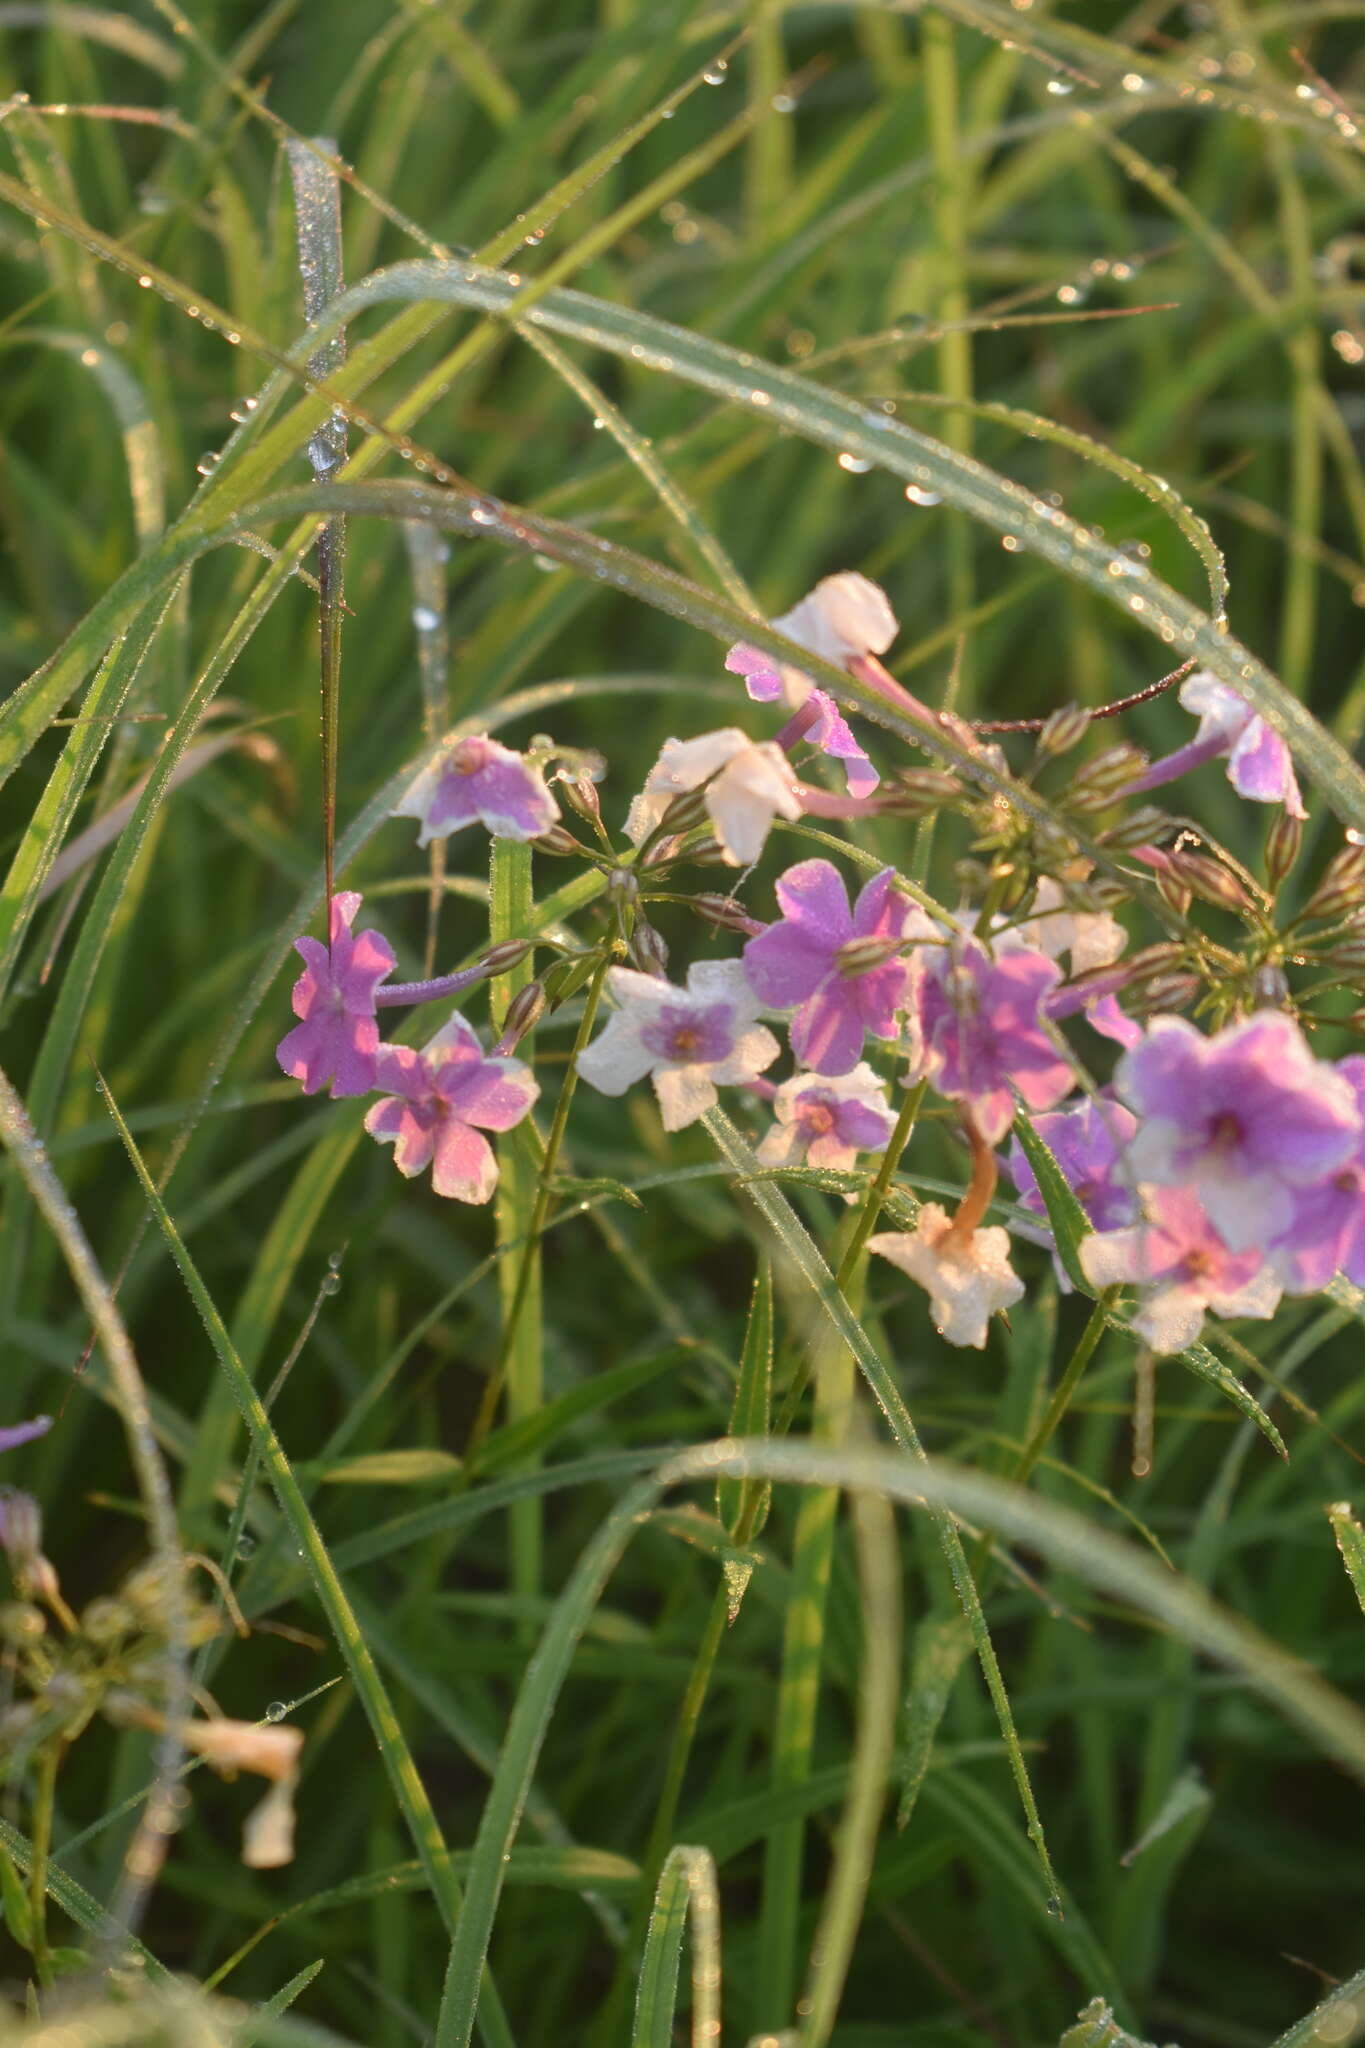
[1079,1185,1283,1353]
[177,1717,304,1871]
[870,1206,1025,1349]
[394,734,559,846]
[364,1013,539,1203]
[625,729,803,867]
[577,960,780,1130]
[1270,1055,1365,1290]
[725,646,879,798]
[1004,1097,1140,1235]
[756,1063,896,1172]
[743,861,912,1075]
[912,940,1074,1144]
[1115,1012,1360,1254]
[1179,672,1306,817]
[726,573,894,798]
[277,892,395,1098]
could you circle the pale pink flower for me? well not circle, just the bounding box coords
[869,1206,1025,1349]
[364,1014,538,1203]
[395,734,559,846]
[276,892,395,1099]
[1079,1185,1284,1353]
[625,729,803,867]
[577,960,779,1130]
[756,1064,896,1172]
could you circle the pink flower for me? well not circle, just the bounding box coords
[577,960,779,1130]
[756,1064,896,1172]
[1004,1097,1139,1235]
[1270,1055,1365,1290]
[364,1013,538,1203]
[870,1207,1025,1349]
[394,734,559,846]
[743,860,912,1075]
[1116,1012,1361,1254]
[1179,672,1306,818]
[912,941,1074,1144]
[1079,1185,1283,1353]
[725,573,895,799]
[277,892,395,1098]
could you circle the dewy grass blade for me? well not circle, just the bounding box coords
[631,1845,722,2048]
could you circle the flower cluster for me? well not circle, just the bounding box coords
[273,568,1363,1363]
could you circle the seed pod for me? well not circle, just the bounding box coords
[1265,809,1302,890]
[1301,842,1365,923]
[835,934,906,979]
[1153,869,1192,918]
[683,836,733,866]
[532,823,587,857]
[477,937,533,977]
[1251,961,1291,1008]
[629,921,670,977]
[1067,742,1149,810]
[691,894,764,936]
[659,787,711,835]
[1329,936,1365,975]
[882,768,962,816]
[1167,850,1256,915]
[1036,703,1092,757]
[496,980,546,1050]
[1100,806,1176,851]
[1128,971,1202,1015]
[559,776,603,828]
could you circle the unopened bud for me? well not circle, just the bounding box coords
[641,833,685,869]
[1123,941,1188,984]
[1329,936,1365,976]
[559,777,603,828]
[1154,869,1192,918]
[1036,704,1091,757]
[1265,809,1302,890]
[836,934,906,979]
[691,894,765,936]
[532,823,587,857]
[1068,743,1149,810]
[606,866,640,903]
[1129,971,1202,1015]
[477,938,533,977]
[82,1596,132,1645]
[1167,850,1255,915]
[0,1601,45,1645]
[494,980,546,1051]
[659,787,711,835]
[1251,961,1291,1007]
[629,922,670,977]
[881,769,961,817]
[1099,805,1176,851]
[685,836,733,866]
[1302,842,1365,923]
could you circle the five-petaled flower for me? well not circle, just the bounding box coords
[1178,671,1306,819]
[756,1063,896,1172]
[277,892,395,1099]
[1079,1184,1283,1353]
[625,729,803,867]
[1115,1012,1360,1254]
[395,734,559,846]
[1268,1055,1365,1291]
[364,1014,539,1203]
[577,960,779,1130]
[744,860,912,1075]
[912,939,1074,1144]
[870,1207,1025,1349]
[1004,1097,1139,1236]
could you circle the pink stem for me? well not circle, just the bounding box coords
[375,963,489,1008]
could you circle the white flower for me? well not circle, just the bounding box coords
[756,1063,896,1172]
[577,960,779,1130]
[1009,876,1126,977]
[869,1205,1024,1349]
[625,728,802,866]
[176,1716,304,1871]
[773,572,898,669]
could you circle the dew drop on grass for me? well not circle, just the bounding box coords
[413,605,440,632]
[264,1701,287,1723]
[236,1533,256,1559]
[905,484,941,506]
[838,452,872,472]
[469,500,499,526]
[702,59,728,84]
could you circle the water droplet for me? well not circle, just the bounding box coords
[1045,1894,1064,1918]
[1121,72,1149,92]
[320,1272,341,1296]
[771,92,797,114]
[195,451,221,476]
[702,59,728,84]
[751,389,772,407]
[1046,78,1074,96]
[236,1532,256,1559]
[264,1701,287,1723]
[838,452,872,473]
[532,553,560,573]
[413,605,440,632]
[905,484,942,506]
[469,499,500,525]
[1001,534,1021,551]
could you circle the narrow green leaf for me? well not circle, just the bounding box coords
[1328,1501,1365,1617]
[897,1614,972,1830]
[318,1450,463,1487]
[716,1259,773,1543]
[1012,1108,1094,1294]
[632,1845,721,2048]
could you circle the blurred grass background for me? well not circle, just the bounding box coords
[2,2,1365,2042]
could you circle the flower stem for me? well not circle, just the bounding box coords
[28,1742,59,1984]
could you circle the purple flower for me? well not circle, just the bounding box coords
[0,1416,50,1456]
[1004,1097,1139,1234]
[725,573,895,799]
[577,960,779,1130]
[743,861,911,1076]
[1271,1055,1365,1290]
[756,1063,896,1172]
[1116,1012,1361,1254]
[1079,1184,1283,1353]
[394,734,559,846]
[1179,672,1306,818]
[726,646,879,799]
[277,892,396,1098]
[913,941,1074,1144]
[364,1013,538,1203]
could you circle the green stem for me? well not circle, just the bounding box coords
[28,1744,59,1986]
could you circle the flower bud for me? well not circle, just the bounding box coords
[641,833,685,869]
[629,921,670,977]
[1265,809,1302,890]
[606,866,640,903]
[1301,842,1365,923]
[659,787,711,835]
[82,1596,132,1645]
[1036,703,1092,757]
[1329,936,1365,976]
[1166,850,1255,915]
[532,823,587,857]
[684,836,734,866]
[0,1601,45,1645]
[1128,971,1202,1015]
[1123,941,1189,984]
[1251,961,1291,1007]
[477,938,533,977]
[1099,806,1176,851]
[690,894,765,936]
[1067,743,1149,810]
[493,980,546,1051]
[881,769,961,817]
[558,776,603,828]
[543,952,602,1009]
[836,934,906,979]
[1153,869,1192,918]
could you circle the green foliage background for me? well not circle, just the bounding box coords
[2,2,1365,2043]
